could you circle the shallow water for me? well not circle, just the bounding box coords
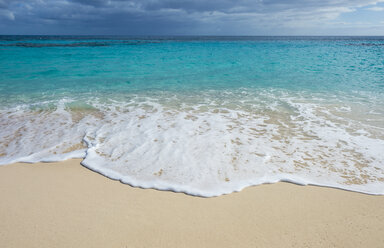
[1,36,383,196]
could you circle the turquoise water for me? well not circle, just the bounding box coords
[1,36,384,196]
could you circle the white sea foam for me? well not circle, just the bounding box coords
[1,89,383,196]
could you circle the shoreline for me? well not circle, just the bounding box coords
[1,159,384,247]
[81,158,384,198]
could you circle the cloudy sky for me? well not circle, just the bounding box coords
[1,0,384,35]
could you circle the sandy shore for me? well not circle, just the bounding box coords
[0,159,383,248]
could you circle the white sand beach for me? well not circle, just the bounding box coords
[1,159,383,248]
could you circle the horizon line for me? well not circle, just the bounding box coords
[1,34,384,37]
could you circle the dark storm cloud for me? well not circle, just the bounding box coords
[0,0,13,10]
[70,0,109,7]
[0,0,383,35]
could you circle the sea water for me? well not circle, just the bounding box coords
[0,36,383,196]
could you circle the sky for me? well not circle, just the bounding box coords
[1,0,384,35]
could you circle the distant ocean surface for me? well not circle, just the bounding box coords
[1,36,383,196]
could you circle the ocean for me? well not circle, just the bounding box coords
[0,36,383,196]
